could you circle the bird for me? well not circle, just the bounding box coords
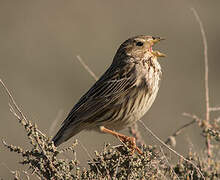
[52,35,165,154]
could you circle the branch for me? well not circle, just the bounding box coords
[191,7,211,157]
[48,109,64,137]
[76,55,98,81]
[209,107,220,112]
[159,146,180,180]
[0,79,27,123]
[139,120,205,179]
[191,8,209,122]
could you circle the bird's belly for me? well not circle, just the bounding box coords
[130,88,159,123]
[103,87,159,131]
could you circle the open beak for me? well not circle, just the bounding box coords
[149,37,166,57]
[151,51,166,57]
[151,37,165,44]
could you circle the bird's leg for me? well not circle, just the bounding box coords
[100,126,143,155]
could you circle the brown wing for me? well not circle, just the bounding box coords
[52,63,137,146]
[64,64,137,126]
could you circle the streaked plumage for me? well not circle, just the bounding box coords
[52,35,165,146]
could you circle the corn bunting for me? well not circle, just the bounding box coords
[52,35,165,154]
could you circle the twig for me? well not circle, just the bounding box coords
[165,112,202,145]
[159,146,180,180]
[139,120,205,179]
[191,8,209,121]
[165,119,196,145]
[1,79,59,178]
[191,8,211,157]
[49,109,64,137]
[112,156,120,180]
[22,171,30,180]
[165,113,203,148]
[209,107,220,112]
[76,55,98,81]
[34,135,61,178]
[182,113,202,121]
[0,79,27,122]
[1,79,49,141]
[78,140,102,176]
[1,163,21,180]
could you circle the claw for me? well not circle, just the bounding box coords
[119,136,143,155]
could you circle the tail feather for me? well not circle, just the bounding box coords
[52,123,82,146]
[52,126,67,146]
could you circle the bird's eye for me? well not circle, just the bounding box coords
[136,41,144,46]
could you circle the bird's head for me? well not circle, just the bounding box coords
[115,35,165,63]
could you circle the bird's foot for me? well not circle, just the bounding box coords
[118,135,143,155]
[100,126,143,155]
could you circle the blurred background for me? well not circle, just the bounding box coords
[0,0,220,178]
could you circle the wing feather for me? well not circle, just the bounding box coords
[63,64,136,126]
